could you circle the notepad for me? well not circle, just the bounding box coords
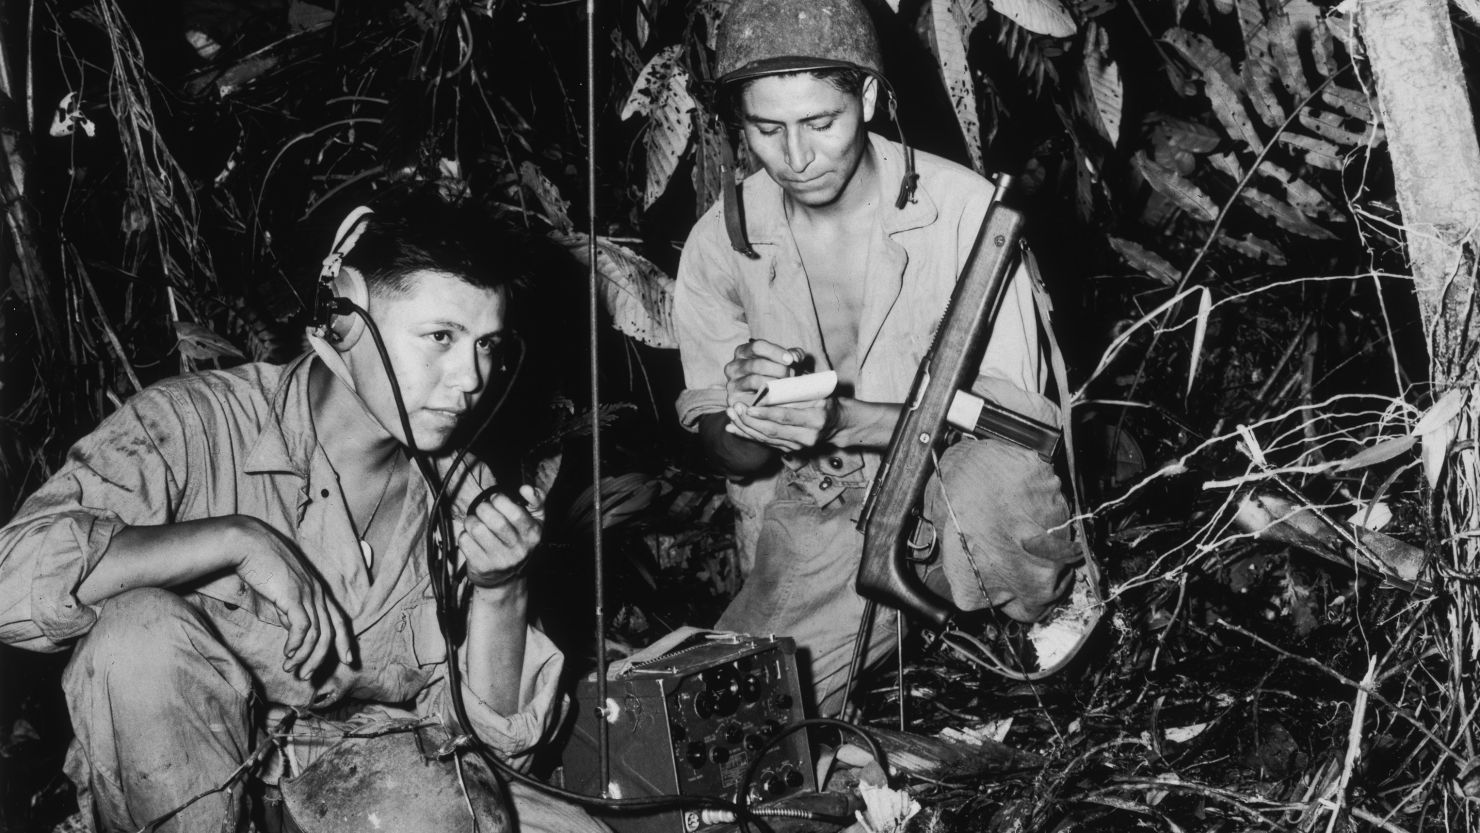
[752,370,838,406]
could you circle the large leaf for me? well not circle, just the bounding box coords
[1214,232,1287,266]
[1277,132,1345,171]
[1238,189,1338,240]
[1300,109,1381,149]
[1108,236,1179,286]
[1186,286,1211,396]
[1148,114,1221,154]
[1334,435,1418,472]
[519,161,573,234]
[1254,159,1342,221]
[1239,42,1286,130]
[923,0,984,174]
[690,107,726,218]
[1412,388,1468,436]
[1162,29,1263,152]
[991,0,1076,37]
[1264,6,1311,101]
[1082,23,1123,146]
[1133,151,1218,222]
[621,45,696,208]
[1323,83,1375,124]
[634,0,667,47]
[558,233,678,349]
[1206,154,1342,222]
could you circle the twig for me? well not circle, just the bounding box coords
[134,712,296,833]
[1101,777,1301,829]
[1208,618,1466,766]
[1314,798,1416,833]
[1320,658,1376,833]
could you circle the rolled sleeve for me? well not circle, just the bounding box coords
[674,215,751,432]
[0,510,127,651]
[421,625,565,771]
[0,390,183,652]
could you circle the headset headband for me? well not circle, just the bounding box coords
[315,206,376,339]
[319,206,376,283]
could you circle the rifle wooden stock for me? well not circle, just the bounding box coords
[855,202,1026,627]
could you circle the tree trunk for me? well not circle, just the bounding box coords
[1359,0,1480,769]
[1359,0,1480,382]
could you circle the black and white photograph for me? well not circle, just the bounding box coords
[0,0,1470,831]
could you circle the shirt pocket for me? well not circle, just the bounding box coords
[401,594,448,668]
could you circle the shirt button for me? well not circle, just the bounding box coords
[819,476,835,490]
[827,456,845,470]
[320,488,330,498]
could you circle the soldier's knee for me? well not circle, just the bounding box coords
[66,589,205,701]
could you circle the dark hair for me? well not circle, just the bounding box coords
[718,67,871,124]
[340,192,534,301]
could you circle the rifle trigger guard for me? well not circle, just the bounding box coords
[907,516,936,554]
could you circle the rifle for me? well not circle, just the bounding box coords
[854,179,1055,627]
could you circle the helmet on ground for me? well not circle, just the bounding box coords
[715,0,883,87]
[280,726,509,833]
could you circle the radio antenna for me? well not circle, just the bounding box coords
[585,0,612,798]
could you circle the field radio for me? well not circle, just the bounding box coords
[564,633,816,833]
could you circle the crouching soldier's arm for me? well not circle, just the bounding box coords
[0,386,349,681]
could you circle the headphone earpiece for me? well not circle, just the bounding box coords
[315,206,376,339]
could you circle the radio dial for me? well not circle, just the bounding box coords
[686,742,707,768]
[714,689,740,717]
[739,675,763,702]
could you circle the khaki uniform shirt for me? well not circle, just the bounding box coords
[0,352,562,765]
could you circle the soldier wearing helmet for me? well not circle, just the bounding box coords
[674,0,1082,716]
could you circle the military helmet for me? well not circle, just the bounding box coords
[710,0,918,257]
[715,0,883,87]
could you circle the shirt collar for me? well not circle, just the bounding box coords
[741,132,938,245]
[242,350,320,476]
[244,337,441,520]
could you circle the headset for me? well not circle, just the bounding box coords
[310,205,885,832]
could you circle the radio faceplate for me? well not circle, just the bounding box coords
[564,634,816,833]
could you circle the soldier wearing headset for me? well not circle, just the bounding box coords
[0,193,608,832]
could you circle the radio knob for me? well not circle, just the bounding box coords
[694,692,718,718]
[703,665,737,692]
[710,746,730,765]
[723,723,743,744]
[744,733,765,751]
[782,767,803,788]
[762,774,785,796]
[686,743,707,768]
[739,675,763,702]
[714,689,740,717]
[770,692,793,711]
